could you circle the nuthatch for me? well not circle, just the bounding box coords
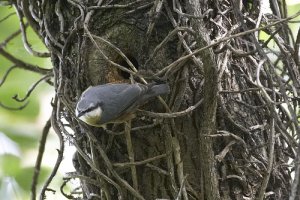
[75,83,169,127]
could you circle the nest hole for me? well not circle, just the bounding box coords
[118,56,139,79]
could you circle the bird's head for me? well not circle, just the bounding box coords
[76,94,103,126]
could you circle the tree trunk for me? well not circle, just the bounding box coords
[12,0,299,199]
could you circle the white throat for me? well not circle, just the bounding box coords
[79,106,103,126]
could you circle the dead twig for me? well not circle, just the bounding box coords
[138,98,203,118]
[256,119,276,200]
[155,11,300,77]
[205,130,247,148]
[31,118,51,200]
[215,140,237,162]
[0,25,25,48]
[0,65,17,87]
[13,4,50,57]
[88,0,146,10]
[12,74,52,102]
[39,100,65,200]
[0,12,15,24]
[0,48,51,75]
[124,121,139,193]
[0,101,29,110]
[114,153,167,168]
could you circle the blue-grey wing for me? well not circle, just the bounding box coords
[95,84,146,124]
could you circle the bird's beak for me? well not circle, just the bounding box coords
[77,112,84,118]
[76,109,83,118]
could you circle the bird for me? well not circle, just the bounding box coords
[75,82,170,127]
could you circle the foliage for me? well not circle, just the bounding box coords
[0,6,53,200]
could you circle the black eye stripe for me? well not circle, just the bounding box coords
[81,102,103,115]
[85,105,98,113]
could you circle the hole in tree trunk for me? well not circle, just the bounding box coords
[118,56,139,79]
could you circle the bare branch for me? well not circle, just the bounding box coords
[155,11,300,77]
[0,24,26,48]
[206,130,247,148]
[256,119,276,200]
[40,101,64,200]
[113,153,167,168]
[0,65,17,87]
[83,27,137,78]
[138,98,203,118]
[13,4,50,57]
[31,118,51,200]
[0,101,29,111]
[12,74,52,102]
[215,140,237,162]
[71,135,124,198]
[0,48,51,75]
[124,121,138,191]
[88,0,147,10]
[290,153,300,200]
[0,12,15,24]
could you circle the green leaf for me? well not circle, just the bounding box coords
[14,167,50,191]
[0,154,21,176]
[0,128,38,152]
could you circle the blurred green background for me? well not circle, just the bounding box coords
[0,6,75,200]
[0,1,299,200]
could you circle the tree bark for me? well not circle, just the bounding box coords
[9,0,299,199]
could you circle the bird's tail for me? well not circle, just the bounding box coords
[151,83,170,96]
[138,83,170,104]
[148,83,170,97]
